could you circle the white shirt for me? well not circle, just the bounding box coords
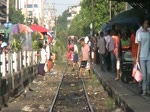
[40,48,47,64]
[137,31,150,60]
[74,44,78,53]
[46,45,50,59]
[104,35,111,49]
[135,27,150,43]
[85,36,89,44]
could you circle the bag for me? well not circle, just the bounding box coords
[132,62,143,82]
[44,63,48,72]
[86,62,90,70]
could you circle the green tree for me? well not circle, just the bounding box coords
[9,0,25,24]
[56,10,68,31]
[51,9,68,61]
[111,1,126,18]
[67,0,126,36]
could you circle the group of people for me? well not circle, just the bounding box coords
[93,18,150,96]
[37,41,54,81]
[67,37,92,79]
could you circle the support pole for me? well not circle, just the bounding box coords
[6,0,9,23]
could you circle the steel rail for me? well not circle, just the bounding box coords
[48,64,68,112]
[81,77,94,112]
[48,65,94,112]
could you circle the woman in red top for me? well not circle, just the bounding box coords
[112,30,121,81]
[130,29,137,64]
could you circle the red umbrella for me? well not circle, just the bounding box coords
[30,24,48,33]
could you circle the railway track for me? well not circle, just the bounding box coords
[48,65,94,112]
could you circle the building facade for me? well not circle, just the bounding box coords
[67,5,81,28]
[0,0,6,24]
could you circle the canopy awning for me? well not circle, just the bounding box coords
[110,0,150,10]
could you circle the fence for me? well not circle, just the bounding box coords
[0,50,38,77]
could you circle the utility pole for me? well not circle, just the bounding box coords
[109,1,112,19]
[32,0,34,24]
[125,2,128,10]
[6,0,9,23]
[91,0,94,36]
[15,0,18,10]
[25,0,28,25]
[41,0,45,26]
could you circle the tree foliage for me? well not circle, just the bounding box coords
[51,10,68,61]
[9,0,25,24]
[67,0,126,36]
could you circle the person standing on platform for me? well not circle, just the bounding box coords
[97,32,106,72]
[137,18,150,96]
[104,30,111,71]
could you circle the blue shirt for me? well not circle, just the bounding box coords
[138,31,150,60]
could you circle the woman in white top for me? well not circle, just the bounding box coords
[37,43,47,80]
[137,18,150,95]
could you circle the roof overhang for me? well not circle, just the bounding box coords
[110,0,150,10]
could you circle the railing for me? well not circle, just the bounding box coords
[0,50,38,77]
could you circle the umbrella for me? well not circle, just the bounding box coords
[6,25,13,33]
[18,24,33,33]
[10,24,19,34]
[30,24,48,33]
[32,31,44,40]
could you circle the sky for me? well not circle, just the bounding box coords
[20,0,81,16]
[53,0,81,16]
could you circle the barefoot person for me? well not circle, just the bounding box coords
[78,38,92,79]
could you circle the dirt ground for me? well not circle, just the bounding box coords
[0,63,123,112]
[82,71,123,112]
[1,63,65,112]
[53,67,90,112]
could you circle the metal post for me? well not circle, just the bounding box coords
[55,16,57,38]
[32,0,34,24]
[25,0,28,25]
[91,0,94,36]
[2,52,6,77]
[109,1,112,19]
[6,0,9,23]
[15,0,18,10]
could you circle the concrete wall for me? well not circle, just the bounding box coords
[0,65,38,109]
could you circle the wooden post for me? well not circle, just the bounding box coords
[33,51,35,65]
[19,51,22,70]
[2,52,6,77]
[23,51,27,68]
[30,51,33,65]
[27,51,31,66]
[13,52,17,73]
[7,51,11,74]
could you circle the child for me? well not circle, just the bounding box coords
[48,58,53,72]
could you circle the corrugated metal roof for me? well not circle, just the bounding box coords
[111,0,150,9]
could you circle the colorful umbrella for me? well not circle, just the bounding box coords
[30,24,48,33]
[10,24,19,34]
[18,24,33,33]
[32,31,44,40]
[6,25,13,33]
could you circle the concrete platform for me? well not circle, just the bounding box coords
[92,64,150,112]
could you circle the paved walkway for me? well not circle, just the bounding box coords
[92,64,150,112]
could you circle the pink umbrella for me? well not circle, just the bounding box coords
[18,24,33,33]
